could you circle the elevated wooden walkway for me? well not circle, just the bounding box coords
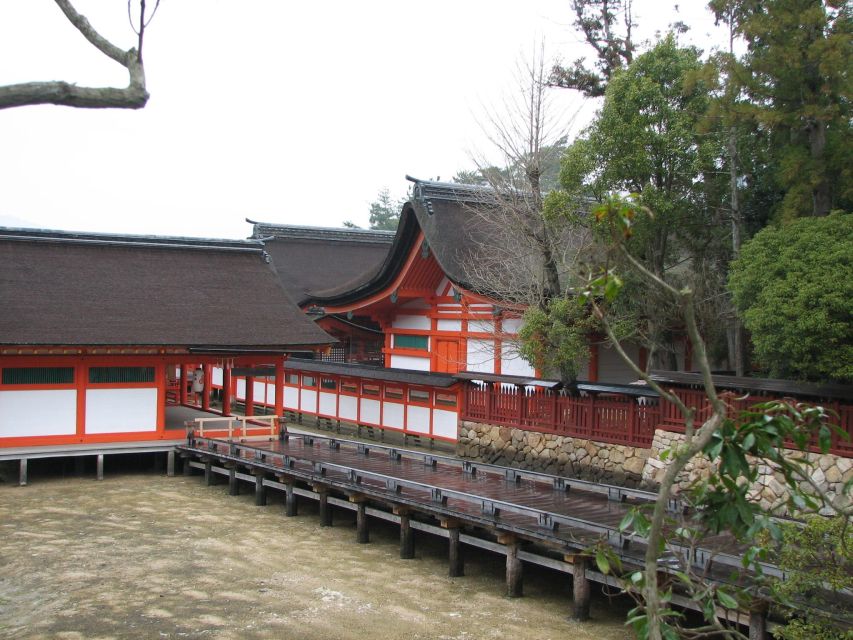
[177,433,784,634]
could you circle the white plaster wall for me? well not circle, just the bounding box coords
[382,401,405,429]
[500,341,536,377]
[437,319,462,332]
[318,392,337,417]
[250,380,265,404]
[338,395,358,421]
[236,378,246,401]
[266,382,276,406]
[212,367,223,386]
[405,405,430,434]
[599,342,641,384]
[432,409,458,439]
[300,389,317,413]
[360,398,380,424]
[389,354,431,371]
[284,386,299,410]
[391,315,430,330]
[501,317,523,334]
[0,389,77,437]
[85,388,157,434]
[466,339,495,374]
[469,319,494,334]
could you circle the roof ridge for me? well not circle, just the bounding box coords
[0,226,263,252]
[248,220,396,243]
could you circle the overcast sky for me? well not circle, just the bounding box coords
[0,1,727,239]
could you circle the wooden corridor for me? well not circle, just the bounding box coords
[176,433,784,634]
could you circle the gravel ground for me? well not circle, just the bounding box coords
[0,470,634,640]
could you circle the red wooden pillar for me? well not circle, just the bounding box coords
[245,375,255,417]
[75,361,87,439]
[179,364,188,406]
[201,364,210,412]
[155,362,166,431]
[222,364,232,416]
[274,358,285,419]
[588,343,599,382]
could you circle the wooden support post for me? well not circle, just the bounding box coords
[245,376,255,417]
[182,455,192,476]
[356,501,369,544]
[167,450,176,477]
[222,365,232,416]
[228,466,239,496]
[444,520,464,577]
[570,554,591,621]
[19,458,27,487]
[201,364,211,412]
[749,603,768,640]
[284,482,297,516]
[204,459,215,485]
[500,534,523,598]
[399,512,415,559]
[96,454,104,481]
[274,358,284,422]
[317,488,331,527]
[254,472,267,506]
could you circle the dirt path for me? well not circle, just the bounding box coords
[0,473,634,640]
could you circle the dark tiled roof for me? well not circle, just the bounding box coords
[650,371,853,402]
[247,220,394,304]
[0,228,333,349]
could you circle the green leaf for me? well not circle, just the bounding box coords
[716,589,738,609]
[595,549,611,574]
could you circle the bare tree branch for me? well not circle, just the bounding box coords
[0,0,150,110]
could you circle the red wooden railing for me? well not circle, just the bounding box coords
[462,383,853,455]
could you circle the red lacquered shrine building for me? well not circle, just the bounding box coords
[295,179,663,382]
[0,228,331,450]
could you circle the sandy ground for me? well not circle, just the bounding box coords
[0,470,634,640]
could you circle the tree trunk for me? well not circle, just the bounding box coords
[808,119,830,216]
[728,126,746,377]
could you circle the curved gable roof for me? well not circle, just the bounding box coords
[248,220,394,304]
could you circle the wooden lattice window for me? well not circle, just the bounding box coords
[2,367,74,385]
[88,367,154,384]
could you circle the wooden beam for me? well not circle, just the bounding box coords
[400,512,415,559]
[254,471,267,506]
[167,450,175,477]
[448,526,464,577]
[356,501,369,544]
[284,481,297,517]
[204,458,215,485]
[228,466,239,496]
[570,554,590,621]
[505,537,523,598]
[317,489,331,527]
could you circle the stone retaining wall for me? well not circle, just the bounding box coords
[458,421,852,514]
[457,421,650,488]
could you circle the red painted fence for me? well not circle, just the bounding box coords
[462,383,853,455]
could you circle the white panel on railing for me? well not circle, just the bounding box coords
[389,355,430,371]
[0,390,77,437]
[300,389,317,413]
[212,367,223,386]
[253,380,266,404]
[360,398,380,424]
[236,379,246,401]
[318,392,337,416]
[432,409,458,439]
[85,388,157,434]
[339,395,357,421]
[382,402,404,429]
[466,339,495,374]
[405,405,430,434]
[284,386,299,410]
[391,315,430,330]
[437,319,462,332]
